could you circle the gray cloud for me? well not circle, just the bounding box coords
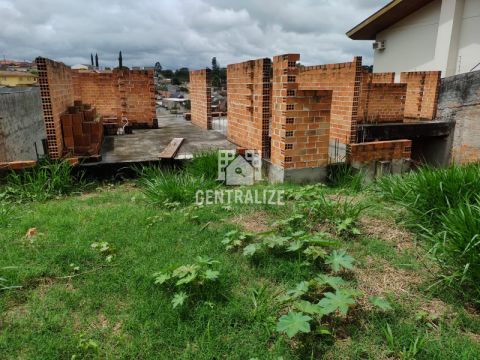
[0,0,385,69]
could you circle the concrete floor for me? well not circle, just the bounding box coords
[99,114,235,164]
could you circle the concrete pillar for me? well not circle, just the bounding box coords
[434,0,465,77]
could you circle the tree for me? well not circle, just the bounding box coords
[211,57,219,72]
[211,57,221,88]
[154,62,162,77]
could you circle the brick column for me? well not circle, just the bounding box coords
[271,54,332,171]
[36,57,74,159]
[189,69,212,130]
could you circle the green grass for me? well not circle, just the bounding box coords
[1,175,480,358]
[1,160,86,203]
[377,163,480,302]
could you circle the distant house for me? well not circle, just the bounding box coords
[347,0,480,77]
[71,64,93,70]
[0,71,38,86]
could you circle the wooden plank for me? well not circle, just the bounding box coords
[159,138,184,159]
[0,160,37,171]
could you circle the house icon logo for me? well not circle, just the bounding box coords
[217,150,262,185]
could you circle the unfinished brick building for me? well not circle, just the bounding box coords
[36,57,156,160]
[190,53,443,182]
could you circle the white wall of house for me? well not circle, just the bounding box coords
[457,0,480,73]
[373,0,480,78]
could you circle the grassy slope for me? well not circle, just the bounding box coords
[1,183,480,359]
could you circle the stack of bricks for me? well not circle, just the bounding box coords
[400,71,441,120]
[189,69,212,130]
[347,139,412,163]
[36,57,74,159]
[72,69,157,128]
[227,58,272,158]
[270,54,332,169]
[60,100,104,156]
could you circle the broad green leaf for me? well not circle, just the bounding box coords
[243,243,260,257]
[314,274,347,289]
[305,233,339,247]
[153,272,171,285]
[325,250,354,272]
[318,290,356,315]
[172,264,199,278]
[276,311,312,338]
[303,246,327,260]
[172,292,188,308]
[203,269,220,281]
[175,272,197,286]
[263,236,290,249]
[294,300,324,315]
[369,296,392,311]
[351,227,362,235]
[196,256,220,265]
[287,241,303,252]
[286,281,310,299]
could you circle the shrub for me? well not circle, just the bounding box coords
[2,161,85,203]
[377,163,480,300]
[377,163,480,225]
[426,199,480,296]
[153,256,221,308]
[138,167,216,205]
[326,163,363,192]
[185,150,219,180]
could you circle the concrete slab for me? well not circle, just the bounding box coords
[99,114,235,164]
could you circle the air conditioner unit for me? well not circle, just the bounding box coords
[373,41,386,50]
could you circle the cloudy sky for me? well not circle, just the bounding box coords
[0,0,386,69]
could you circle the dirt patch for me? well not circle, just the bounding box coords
[360,216,415,252]
[228,211,270,233]
[2,303,29,324]
[355,257,423,306]
[465,332,480,344]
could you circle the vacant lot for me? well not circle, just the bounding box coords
[1,163,480,359]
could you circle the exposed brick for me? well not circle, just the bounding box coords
[189,69,212,130]
[400,71,441,120]
[72,69,156,127]
[270,54,332,169]
[226,58,271,158]
[35,57,74,159]
[347,139,412,163]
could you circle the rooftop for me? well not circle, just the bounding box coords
[0,70,38,78]
[346,0,434,40]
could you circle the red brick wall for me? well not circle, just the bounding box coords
[72,69,156,126]
[347,139,412,163]
[271,54,332,169]
[227,58,271,157]
[296,57,362,147]
[189,69,212,130]
[72,71,120,118]
[400,71,441,120]
[371,72,395,83]
[36,57,74,159]
[358,83,406,123]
